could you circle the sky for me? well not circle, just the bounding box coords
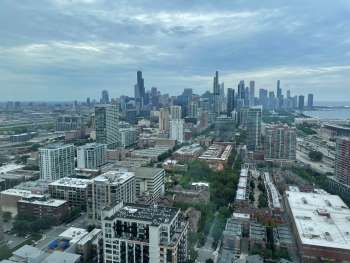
[0,0,350,101]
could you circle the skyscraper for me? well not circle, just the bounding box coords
[159,107,170,133]
[100,90,109,104]
[276,80,283,109]
[95,104,119,149]
[259,89,268,110]
[134,70,145,111]
[307,93,314,109]
[213,71,220,114]
[249,81,255,107]
[298,95,305,110]
[227,88,235,116]
[39,144,75,181]
[264,124,296,161]
[247,107,262,151]
[335,137,350,186]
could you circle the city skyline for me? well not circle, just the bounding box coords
[1,0,350,101]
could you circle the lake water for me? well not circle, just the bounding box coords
[305,101,350,120]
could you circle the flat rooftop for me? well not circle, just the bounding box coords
[59,227,89,244]
[42,251,80,263]
[134,167,164,179]
[1,188,44,199]
[106,203,179,226]
[94,170,134,185]
[0,164,24,174]
[286,190,350,250]
[199,144,232,161]
[49,177,92,188]
[236,188,246,200]
[175,144,203,155]
[133,146,170,157]
[40,143,73,150]
[19,198,67,207]
[77,143,106,150]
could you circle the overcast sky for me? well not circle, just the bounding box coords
[1,0,350,101]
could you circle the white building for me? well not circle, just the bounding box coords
[134,167,165,203]
[119,127,138,148]
[77,143,107,170]
[170,119,184,143]
[285,189,350,262]
[39,143,75,181]
[87,170,136,221]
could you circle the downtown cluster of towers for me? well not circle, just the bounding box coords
[96,70,314,120]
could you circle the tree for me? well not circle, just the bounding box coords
[309,150,323,162]
[2,211,12,222]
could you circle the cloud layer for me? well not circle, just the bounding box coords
[0,0,350,101]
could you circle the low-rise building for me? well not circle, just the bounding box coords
[17,196,69,225]
[173,144,203,162]
[198,143,233,171]
[0,188,44,216]
[285,190,350,262]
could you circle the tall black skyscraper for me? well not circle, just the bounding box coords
[101,90,109,104]
[227,88,235,116]
[276,80,282,98]
[298,95,305,110]
[213,71,220,114]
[134,70,145,111]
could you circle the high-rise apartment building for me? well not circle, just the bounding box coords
[39,144,75,181]
[170,119,184,143]
[264,124,296,161]
[188,101,198,118]
[56,115,83,131]
[159,108,170,133]
[170,105,182,120]
[49,177,92,210]
[247,107,262,151]
[134,167,165,204]
[87,170,136,221]
[298,95,305,110]
[227,88,235,116]
[119,127,138,148]
[95,104,119,149]
[102,203,188,263]
[77,143,107,170]
[307,93,314,109]
[335,137,350,186]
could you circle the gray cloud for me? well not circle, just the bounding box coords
[0,0,349,101]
